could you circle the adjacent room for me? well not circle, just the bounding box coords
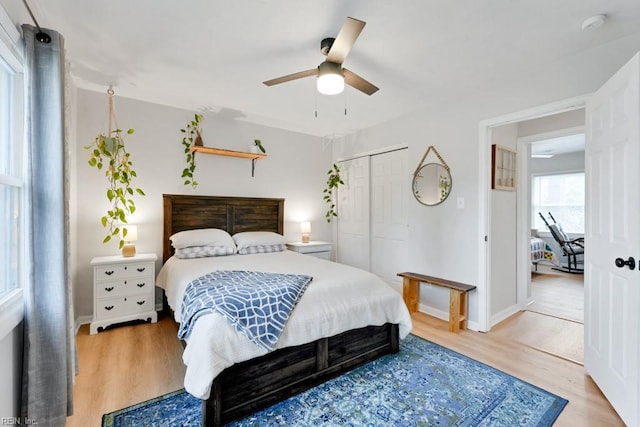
[1,1,639,426]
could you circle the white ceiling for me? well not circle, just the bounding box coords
[531,133,585,157]
[3,0,640,137]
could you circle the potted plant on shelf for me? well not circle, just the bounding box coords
[251,139,266,154]
[85,93,145,249]
[323,163,344,222]
[180,113,204,189]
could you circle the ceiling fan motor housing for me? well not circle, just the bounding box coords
[321,38,335,55]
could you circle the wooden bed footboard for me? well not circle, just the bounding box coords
[203,323,400,426]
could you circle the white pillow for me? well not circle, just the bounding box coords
[170,228,236,251]
[232,231,286,252]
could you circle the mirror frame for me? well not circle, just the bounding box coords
[412,162,452,206]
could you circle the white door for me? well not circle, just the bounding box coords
[370,149,408,289]
[584,52,639,426]
[336,157,370,270]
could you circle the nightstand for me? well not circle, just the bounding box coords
[89,253,157,334]
[286,241,332,260]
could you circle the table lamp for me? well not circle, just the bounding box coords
[300,221,311,243]
[121,225,138,257]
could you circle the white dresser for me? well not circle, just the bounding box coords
[286,241,333,260]
[89,253,157,334]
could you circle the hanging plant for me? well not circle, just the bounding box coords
[180,113,204,188]
[323,163,344,222]
[84,88,145,248]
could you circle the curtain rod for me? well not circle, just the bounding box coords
[22,0,51,43]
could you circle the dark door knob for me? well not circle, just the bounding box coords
[615,257,636,270]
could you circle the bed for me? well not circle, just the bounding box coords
[531,237,557,269]
[157,194,412,426]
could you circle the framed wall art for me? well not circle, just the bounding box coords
[491,144,516,191]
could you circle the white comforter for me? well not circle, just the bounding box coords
[156,250,413,399]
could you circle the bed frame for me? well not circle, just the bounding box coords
[162,194,400,426]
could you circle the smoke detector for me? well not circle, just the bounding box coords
[582,14,607,31]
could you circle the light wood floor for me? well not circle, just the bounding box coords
[66,311,623,426]
[516,265,586,365]
[529,264,584,323]
[66,315,186,427]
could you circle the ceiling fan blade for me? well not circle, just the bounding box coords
[263,69,317,86]
[343,68,379,95]
[326,17,366,64]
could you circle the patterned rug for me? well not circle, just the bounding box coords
[102,334,567,426]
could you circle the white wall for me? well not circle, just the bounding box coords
[489,124,518,317]
[73,89,332,320]
[333,40,640,329]
[0,325,22,419]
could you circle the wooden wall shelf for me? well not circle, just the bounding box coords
[190,146,266,176]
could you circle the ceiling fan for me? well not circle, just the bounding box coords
[263,17,379,96]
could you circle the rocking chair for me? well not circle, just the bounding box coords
[538,212,584,274]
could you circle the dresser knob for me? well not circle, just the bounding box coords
[136,283,145,288]
[105,305,114,311]
[136,300,145,305]
[105,287,114,292]
[137,267,146,272]
[105,271,114,276]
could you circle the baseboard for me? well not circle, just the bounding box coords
[74,315,92,335]
[418,303,480,332]
[490,305,520,328]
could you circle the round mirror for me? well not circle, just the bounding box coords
[412,163,452,206]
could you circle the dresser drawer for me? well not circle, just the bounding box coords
[95,294,154,320]
[95,277,154,298]
[95,261,154,281]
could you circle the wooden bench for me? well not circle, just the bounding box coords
[398,272,476,332]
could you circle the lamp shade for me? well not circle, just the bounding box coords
[300,221,311,243]
[317,61,344,95]
[122,225,138,242]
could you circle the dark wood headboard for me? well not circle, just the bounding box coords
[162,194,285,263]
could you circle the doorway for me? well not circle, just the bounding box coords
[483,111,587,364]
[519,126,586,314]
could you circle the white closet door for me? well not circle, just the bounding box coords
[336,157,370,271]
[370,149,408,287]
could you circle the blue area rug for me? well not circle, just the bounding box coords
[102,334,568,426]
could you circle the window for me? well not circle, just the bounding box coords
[532,172,585,234]
[0,42,24,300]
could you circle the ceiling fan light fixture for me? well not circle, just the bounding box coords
[317,61,344,95]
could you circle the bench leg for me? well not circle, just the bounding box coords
[402,277,419,313]
[448,290,468,332]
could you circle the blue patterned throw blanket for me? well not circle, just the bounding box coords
[178,270,313,350]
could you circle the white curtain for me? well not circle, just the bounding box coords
[21,24,75,425]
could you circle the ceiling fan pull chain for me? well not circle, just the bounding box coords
[344,90,348,116]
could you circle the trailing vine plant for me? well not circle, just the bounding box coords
[323,163,344,222]
[180,113,204,189]
[84,88,145,248]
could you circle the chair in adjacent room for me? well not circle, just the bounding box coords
[538,212,584,274]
